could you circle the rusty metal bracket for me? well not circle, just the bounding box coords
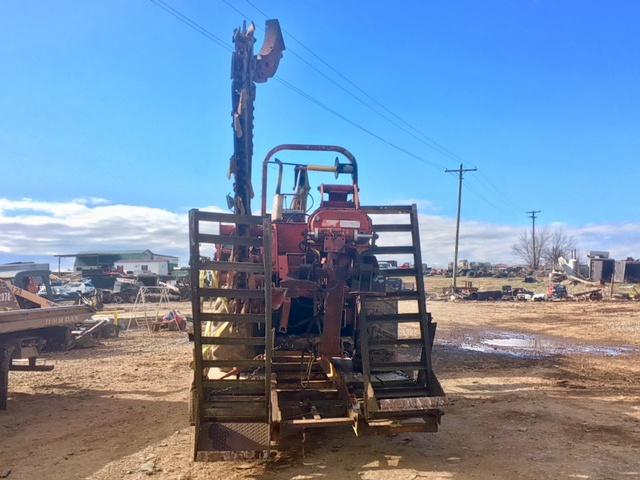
[254,19,285,83]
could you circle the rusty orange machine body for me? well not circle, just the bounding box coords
[187,19,445,457]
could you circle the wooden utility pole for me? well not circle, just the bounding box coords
[527,210,541,269]
[445,164,477,290]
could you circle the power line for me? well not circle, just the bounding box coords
[477,169,504,196]
[219,0,450,168]
[239,0,540,218]
[465,175,513,213]
[147,0,446,172]
[149,0,232,52]
[274,77,445,170]
[240,0,528,214]
[149,0,522,215]
[474,168,524,211]
[243,0,465,165]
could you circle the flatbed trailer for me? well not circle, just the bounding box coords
[0,304,94,409]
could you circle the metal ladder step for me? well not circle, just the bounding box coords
[369,338,424,347]
[361,205,413,214]
[202,359,265,369]
[282,417,356,428]
[372,224,413,232]
[198,234,263,247]
[203,411,266,421]
[206,396,266,403]
[370,362,429,371]
[381,268,417,277]
[199,313,266,323]
[382,291,421,300]
[199,288,265,300]
[200,336,266,346]
[202,379,265,394]
[374,388,431,399]
[199,261,264,273]
[195,211,265,225]
[202,398,267,420]
[366,313,422,323]
[369,246,415,255]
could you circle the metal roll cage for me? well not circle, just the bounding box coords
[260,144,359,216]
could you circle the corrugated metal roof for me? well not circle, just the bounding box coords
[55,249,152,258]
[56,249,178,260]
[114,259,170,264]
[0,262,50,279]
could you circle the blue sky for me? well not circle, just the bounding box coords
[1,1,639,266]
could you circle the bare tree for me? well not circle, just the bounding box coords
[543,228,576,267]
[512,228,549,269]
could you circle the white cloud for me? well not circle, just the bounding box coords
[0,198,189,262]
[415,216,640,266]
[0,197,638,267]
[370,212,523,266]
[71,197,111,206]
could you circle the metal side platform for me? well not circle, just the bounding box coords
[189,210,273,459]
[357,204,446,430]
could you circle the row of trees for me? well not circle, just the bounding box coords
[512,228,576,269]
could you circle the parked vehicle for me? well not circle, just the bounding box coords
[64,281,96,296]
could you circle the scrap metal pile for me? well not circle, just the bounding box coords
[187,20,445,458]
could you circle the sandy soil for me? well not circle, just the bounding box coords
[431,301,640,347]
[1,301,639,480]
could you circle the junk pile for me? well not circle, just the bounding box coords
[442,280,637,303]
[435,276,605,302]
[100,278,186,304]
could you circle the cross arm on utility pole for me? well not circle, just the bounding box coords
[444,165,478,175]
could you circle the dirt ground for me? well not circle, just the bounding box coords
[1,300,639,480]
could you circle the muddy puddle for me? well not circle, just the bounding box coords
[440,331,639,358]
